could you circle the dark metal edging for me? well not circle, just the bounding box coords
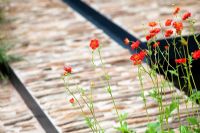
[62,0,147,52]
[62,0,199,58]
[0,63,60,133]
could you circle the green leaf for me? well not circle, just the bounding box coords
[187,117,199,125]
[145,122,160,133]
[179,125,192,133]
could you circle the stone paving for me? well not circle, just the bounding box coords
[0,81,45,133]
[1,0,200,132]
[82,0,200,41]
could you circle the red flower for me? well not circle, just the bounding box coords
[173,7,180,15]
[164,45,169,50]
[165,19,173,26]
[165,29,173,37]
[90,39,99,50]
[130,50,147,65]
[131,40,140,50]
[192,49,200,60]
[69,98,75,104]
[148,22,157,27]
[175,58,186,64]
[153,42,160,48]
[182,12,191,20]
[150,28,161,34]
[124,38,130,45]
[64,66,72,75]
[173,22,183,34]
[146,33,156,41]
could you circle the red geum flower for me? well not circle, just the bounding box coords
[164,45,169,50]
[192,49,200,60]
[69,98,75,104]
[182,12,191,20]
[124,38,130,45]
[173,22,183,34]
[64,66,72,73]
[165,29,173,37]
[131,40,140,50]
[165,19,173,26]
[175,58,186,64]
[130,50,147,65]
[139,50,147,59]
[90,39,99,50]
[148,22,157,27]
[150,28,161,34]
[146,33,156,41]
[153,42,160,48]
[173,7,180,15]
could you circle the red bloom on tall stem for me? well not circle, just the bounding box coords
[90,39,99,50]
[69,98,75,104]
[192,49,200,60]
[130,50,147,65]
[165,19,173,26]
[146,33,156,41]
[173,22,183,34]
[64,66,72,76]
[164,45,169,50]
[165,29,173,37]
[131,40,140,50]
[182,12,191,20]
[150,28,161,34]
[153,42,160,48]
[124,38,130,45]
[175,58,186,64]
[148,22,157,27]
[173,7,180,15]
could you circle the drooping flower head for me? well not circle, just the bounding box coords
[148,22,157,27]
[165,29,173,37]
[124,38,130,45]
[192,49,200,60]
[90,39,99,50]
[150,28,161,34]
[175,58,186,64]
[64,66,72,76]
[165,19,173,26]
[69,98,75,104]
[182,12,191,20]
[164,45,169,50]
[131,40,140,50]
[153,42,160,48]
[146,33,156,41]
[173,7,180,15]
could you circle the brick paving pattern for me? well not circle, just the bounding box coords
[0,81,45,133]
[1,0,199,132]
[82,0,200,41]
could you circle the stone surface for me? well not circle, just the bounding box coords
[3,0,200,132]
[82,0,200,41]
[0,81,45,133]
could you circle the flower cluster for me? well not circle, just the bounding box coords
[130,50,147,65]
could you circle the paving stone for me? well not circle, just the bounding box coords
[0,81,45,133]
[82,0,200,41]
[4,0,200,132]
